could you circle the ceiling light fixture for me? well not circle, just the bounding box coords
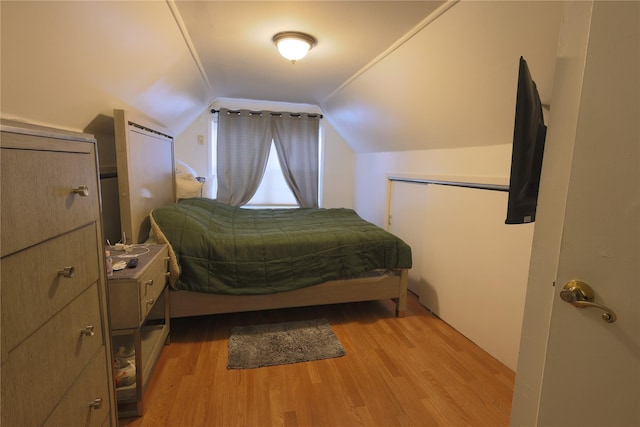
[272,31,317,64]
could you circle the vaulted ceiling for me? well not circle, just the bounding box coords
[0,1,562,153]
[172,1,445,105]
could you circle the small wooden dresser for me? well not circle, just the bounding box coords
[0,119,117,426]
[108,244,170,417]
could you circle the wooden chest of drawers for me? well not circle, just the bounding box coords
[0,120,116,426]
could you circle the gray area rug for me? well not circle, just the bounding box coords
[227,318,346,369]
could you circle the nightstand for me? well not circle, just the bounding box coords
[107,244,170,417]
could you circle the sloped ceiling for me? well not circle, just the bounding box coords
[172,0,445,105]
[0,1,562,153]
[1,1,212,134]
[0,1,442,134]
[325,1,563,152]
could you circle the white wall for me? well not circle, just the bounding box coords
[323,1,563,154]
[174,109,213,182]
[354,144,514,225]
[174,98,355,209]
[354,144,534,370]
[319,121,354,208]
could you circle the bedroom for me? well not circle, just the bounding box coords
[1,1,637,426]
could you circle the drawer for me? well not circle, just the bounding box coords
[109,245,169,329]
[1,284,105,427]
[1,135,99,257]
[139,249,169,319]
[1,224,100,355]
[43,351,112,427]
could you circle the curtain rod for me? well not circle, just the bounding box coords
[388,176,509,192]
[210,108,323,119]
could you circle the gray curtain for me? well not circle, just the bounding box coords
[216,109,272,206]
[272,114,320,208]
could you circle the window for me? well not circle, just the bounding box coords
[209,115,322,208]
[246,142,298,208]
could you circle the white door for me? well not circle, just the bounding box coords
[512,2,639,426]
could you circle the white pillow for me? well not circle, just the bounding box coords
[175,172,203,201]
[175,159,199,177]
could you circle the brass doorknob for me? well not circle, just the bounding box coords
[560,280,617,323]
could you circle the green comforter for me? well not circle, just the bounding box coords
[150,198,412,295]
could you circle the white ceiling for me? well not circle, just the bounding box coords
[0,1,445,135]
[172,0,445,105]
[1,1,563,153]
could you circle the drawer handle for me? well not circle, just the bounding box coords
[80,325,95,336]
[146,298,155,306]
[58,266,76,278]
[72,185,89,197]
[88,398,102,409]
[145,279,154,287]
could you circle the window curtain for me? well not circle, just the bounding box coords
[216,109,272,206]
[272,114,320,208]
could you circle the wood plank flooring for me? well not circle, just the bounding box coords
[119,292,515,427]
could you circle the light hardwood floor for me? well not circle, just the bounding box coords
[119,292,515,427]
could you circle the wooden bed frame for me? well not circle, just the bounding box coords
[170,271,408,318]
[114,109,409,319]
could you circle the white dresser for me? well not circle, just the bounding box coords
[0,119,117,426]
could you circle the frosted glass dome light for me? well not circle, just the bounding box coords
[273,32,317,63]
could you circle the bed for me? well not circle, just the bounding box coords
[114,109,412,318]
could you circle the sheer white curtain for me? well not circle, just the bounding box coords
[272,114,320,208]
[216,109,272,206]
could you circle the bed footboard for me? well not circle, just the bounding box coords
[170,269,409,319]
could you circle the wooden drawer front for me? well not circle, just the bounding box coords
[139,249,169,319]
[1,140,99,257]
[1,224,100,355]
[108,279,142,329]
[43,351,112,427]
[1,284,104,427]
